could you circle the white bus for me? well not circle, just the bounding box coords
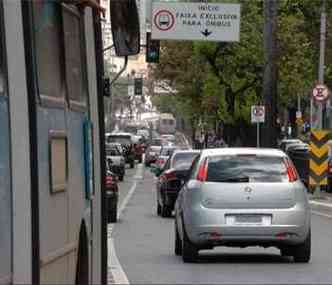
[157,113,176,134]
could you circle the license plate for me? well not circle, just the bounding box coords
[226,214,271,226]
[236,215,262,223]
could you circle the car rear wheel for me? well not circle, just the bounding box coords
[119,175,124,182]
[292,230,311,263]
[130,162,134,168]
[175,222,182,256]
[182,223,198,263]
[108,208,117,223]
[161,205,172,218]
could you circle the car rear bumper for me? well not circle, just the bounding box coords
[184,204,310,246]
[110,165,125,176]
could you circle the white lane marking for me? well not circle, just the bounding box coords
[117,181,137,221]
[312,210,332,219]
[108,238,129,285]
[310,200,332,208]
[108,164,143,284]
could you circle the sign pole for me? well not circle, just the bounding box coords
[313,0,327,198]
[257,122,260,148]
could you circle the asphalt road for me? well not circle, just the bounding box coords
[111,167,332,285]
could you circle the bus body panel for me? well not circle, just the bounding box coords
[2,1,105,284]
[37,107,70,284]
[67,110,91,283]
[0,96,12,285]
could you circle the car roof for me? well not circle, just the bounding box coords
[201,148,286,158]
[173,149,200,155]
[281,139,302,144]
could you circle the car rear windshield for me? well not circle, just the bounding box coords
[150,146,161,153]
[172,153,199,170]
[161,148,175,156]
[206,155,287,183]
[107,136,131,145]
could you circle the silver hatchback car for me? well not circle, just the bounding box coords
[174,148,311,263]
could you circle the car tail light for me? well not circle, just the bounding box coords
[284,158,298,182]
[106,176,116,187]
[197,158,208,182]
[164,169,176,180]
[157,158,165,165]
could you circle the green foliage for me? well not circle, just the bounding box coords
[149,0,332,137]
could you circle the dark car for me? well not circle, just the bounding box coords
[106,133,135,168]
[105,169,119,223]
[155,150,200,217]
[155,146,177,170]
[105,143,126,181]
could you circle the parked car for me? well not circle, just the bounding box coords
[105,143,125,181]
[106,133,135,168]
[105,168,119,223]
[155,146,177,170]
[174,148,311,263]
[155,150,200,217]
[145,145,162,167]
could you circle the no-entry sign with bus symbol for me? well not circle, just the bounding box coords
[312,84,329,102]
[154,10,175,31]
[251,105,265,123]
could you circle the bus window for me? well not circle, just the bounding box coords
[32,1,65,105]
[62,5,87,109]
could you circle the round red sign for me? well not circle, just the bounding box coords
[154,10,175,31]
[312,84,329,102]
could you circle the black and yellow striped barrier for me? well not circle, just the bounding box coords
[309,130,329,186]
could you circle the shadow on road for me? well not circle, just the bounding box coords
[194,252,292,264]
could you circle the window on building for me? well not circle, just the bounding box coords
[33,1,65,103]
[62,5,87,108]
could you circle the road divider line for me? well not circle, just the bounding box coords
[312,210,332,219]
[108,164,143,284]
[108,238,129,285]
[310,200,332,208]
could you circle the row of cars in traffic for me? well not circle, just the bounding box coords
[148,139,311,263]
[104,131,148,223]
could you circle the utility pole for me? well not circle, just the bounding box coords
[313,0,327,198]
[262,0,278,148]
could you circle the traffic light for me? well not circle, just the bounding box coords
[146,32,160,63]
[134,78,143,95]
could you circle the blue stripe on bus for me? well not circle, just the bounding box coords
[0,95,12,279]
